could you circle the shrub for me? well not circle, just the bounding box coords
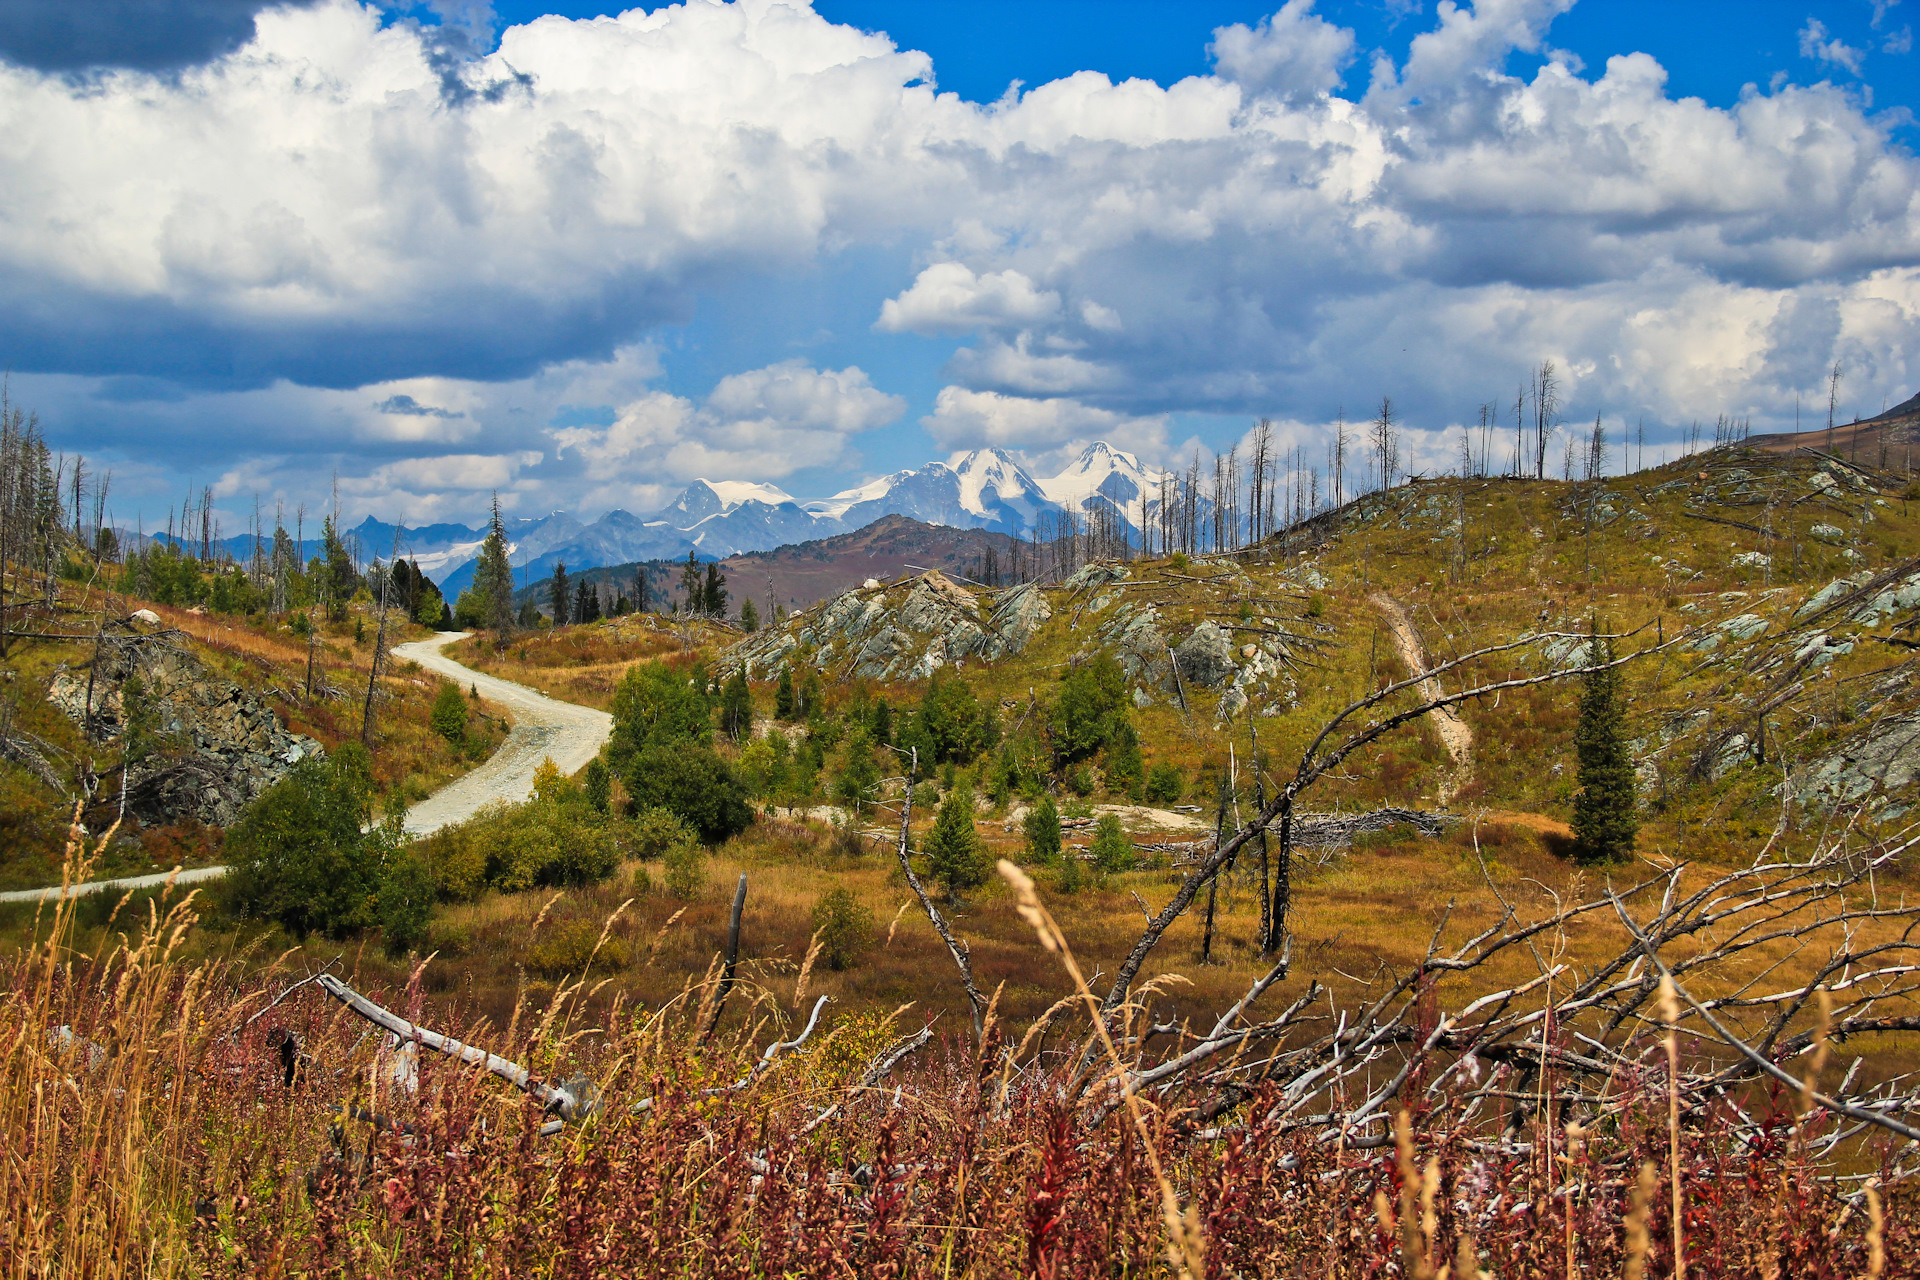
[1104,721,1144,797]
[911,780,940,813]
[1055,851,1084,895]
[629,807,701,861]
[1053,654,1129,764]
[608,660,712,772]
[526,920,629,979]
[376,851,436,956]
[663,839,708,900]
[810,886,871,971]
[1066,764,1094,797]
[719,669,753,742]
[626,744,753,844]
[585,757,612,813]
[1023,793,1061,865]
[833,728,881,816]
[1090,813,1133,875]
[630,864,654,897]
[219,743,386,939]
[1306,593,1326,619]
[1145,762,1184,805]
[1169,551,1189,571]
[430,680,468,742]
[919,671,996,764]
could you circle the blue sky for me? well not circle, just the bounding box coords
[0,0,1916,529]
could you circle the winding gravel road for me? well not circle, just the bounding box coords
[0,632,613,904]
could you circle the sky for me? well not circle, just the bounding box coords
[0,0,1917,531]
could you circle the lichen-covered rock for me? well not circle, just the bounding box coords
[984,582,1051,659]
[1173,622,1236,689]
[47,636,323,828]
[1064,562,1130,592]
[1718,613,1769,642]
[1810,523,1847,545]
[1797,714,1920,809]
[1795,573,1872,621]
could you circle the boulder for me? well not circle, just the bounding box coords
[1173,622,1236,689]
[129,608,161,625]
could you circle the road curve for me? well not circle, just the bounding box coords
[0,632,613,904]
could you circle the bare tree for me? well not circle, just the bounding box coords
[1533,359,1558,479]
[1370,397,1398,493]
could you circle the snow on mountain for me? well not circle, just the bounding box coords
[336,441,1173,594]
[1037,442,1161,512]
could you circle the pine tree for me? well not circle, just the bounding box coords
[774,665,795,719]
[925,780,986,904]
[573,576,601,624]
[739,597,759,632]
[550,561,570,626]
[1571,623,1637,864]
[474,494,516,642]
[703,562,728,617]
[1022,792,1061,865]
[679,552,701,614]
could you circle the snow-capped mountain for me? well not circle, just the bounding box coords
[298,443,1174,595]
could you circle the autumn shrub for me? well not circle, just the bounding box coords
[809,886,870,971]
[525,919,628,978]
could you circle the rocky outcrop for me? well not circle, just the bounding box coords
[721,569,1052,683]
[1172,621,1236,689]
[48,633,323,828]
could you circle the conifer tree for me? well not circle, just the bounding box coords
[739,597,759,632]
[474,494,516,642]
[775,665,796,719]
[720,668,753,742]
[1571,623,1637,864]
[926,780,986,904]
[550,561,570,626]
[1022,792,1061,865]
[679,551,701,614]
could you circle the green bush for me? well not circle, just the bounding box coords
[417,790,619,897]
[219,743,393,939]
[1145,762,1184,805]
[663,839,708,900]
[1090,813,1133,875]
[1022,793,1061,865]
[1052,654,1129,764]
[626,744,752,844]
[429,680,468,744]
[630,865,654,897]
[609,660,712,772]
[1055,852,1084,895]
[585,758,611,814]
[810,886,871,971]
[918,671,996,764]
[833,728,881,816]
[911,780,940,814]
[376,851,436,956]
[626,806,690,857]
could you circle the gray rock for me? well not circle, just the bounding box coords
[1797,714,1920,809]
[1810,523,1847,545]
[1173,622,1236,689]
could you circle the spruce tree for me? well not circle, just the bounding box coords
[474,494,516,642]
[739,597,759,632]
[774,664,796,720]
[1022,792,1061,865]
[550,561,570,626]
[925,780,987,905]
[1571,623,1637,864]
[679,551,701,614]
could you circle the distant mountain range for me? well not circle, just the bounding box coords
[273,442,1167,598]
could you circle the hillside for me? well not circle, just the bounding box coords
[517,514,1026,615]
[1747,393,1920,470]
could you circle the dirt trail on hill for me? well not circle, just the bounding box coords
[388,633,613,834]
[0,632,613,903]
[1369,592,1473,804]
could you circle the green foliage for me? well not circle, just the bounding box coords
[1306,593,1327,619]
[625,743,752,844]
[1053,653,1130,764]
[526,921,629,978]
[1169,551,1189,572]
[1104,720,1145,797]
[376,851,436,956]
[584,757,611,814]
[663,838,708,899]
[630,864,654,897]
[774,665,795,719]
[550,562,571,626]
[1090,813,1133,875]
[911,779,939,813]
[219,744,387,938]
[1145,761,1184,805]
[1054,851,1084,895]
[919,670,996,764]
[869,698,892,746]
[1066,764,1094,797]
[428,680,468,744]
[719,669,753,743]
[319,515,358,623]
[924,781,987,904]
[473,496,517,639]
[413,766,619,898]
[739,597,759,632]
[628,806,702,861]
[810,886,871,971]
[833,727,882,816]
[1022,793,1061,865]
[608,660,712,772]
[1571,627,1637,864]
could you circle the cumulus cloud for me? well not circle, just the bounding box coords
[0,0,320,73]
[1800,18,1866,75]
[550,359,902,485]
[5,0,1920,529]
[1209,0,1355,101]
[875,263,1062,333]
[921,386,1168,467]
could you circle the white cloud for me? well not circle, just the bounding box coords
[550,359,903,484]
[1800,18,1866,75]
[1209,0,1355,101]
[921,386,1168,467]
[875,262,1062,333]
[6,0,1920,527]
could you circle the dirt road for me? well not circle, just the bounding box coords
[1369,592,1473,803]
[0,632,613,903]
